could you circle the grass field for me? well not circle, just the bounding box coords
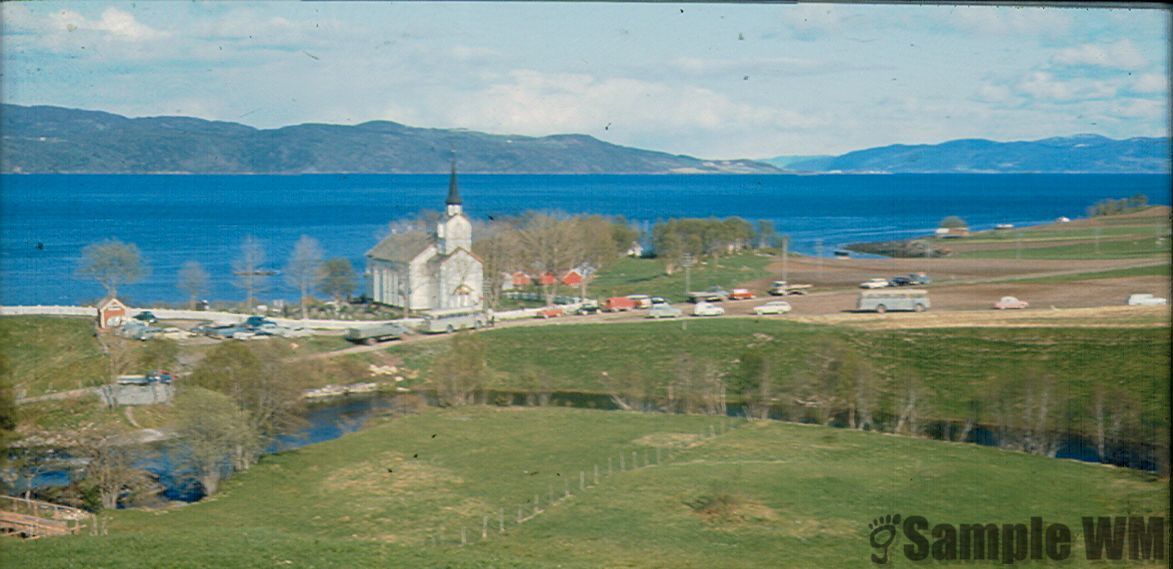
[380,319,1170,432]
[3,406,1165,568]
[1009,263,1170,284]
[945,207,1171,261]
[589,253,775,301]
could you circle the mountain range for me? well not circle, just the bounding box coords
[2,104,1168,174]
[0,104,776,175]
[778,135,1170,174]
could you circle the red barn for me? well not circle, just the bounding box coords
[511,271,533,288]
[538,271,557,286]
[97,297,128,329]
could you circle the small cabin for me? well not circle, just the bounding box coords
[934,227,970,239]
[97,297,128,329]
[560,269,584,287]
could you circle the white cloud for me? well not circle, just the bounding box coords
[1016,72,1118,102]
[1052,39,1147,70]
[1132,73,1167,94]
[1115,98,1166,119]
[43,7,168,42]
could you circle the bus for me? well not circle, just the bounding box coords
[418,307,491,334]
[857,290,930,313]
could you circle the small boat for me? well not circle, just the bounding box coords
[833,249,851,258]
[233,268,281,276]
[994,223,1015,230]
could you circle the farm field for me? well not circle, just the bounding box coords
[3,407,1167,568]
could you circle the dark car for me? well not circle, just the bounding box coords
[244,316,276,329]
[888,276,913,287]
[575,304,600,315]
[133,311,158,323]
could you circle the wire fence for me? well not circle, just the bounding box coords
[424,417,744,547]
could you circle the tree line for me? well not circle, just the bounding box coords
[76,236,358,317]
[1086,193,1149,217]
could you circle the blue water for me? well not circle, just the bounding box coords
[1,174,1169,305]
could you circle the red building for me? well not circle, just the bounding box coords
[97,297,128,329]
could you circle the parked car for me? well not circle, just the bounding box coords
[888,276,913,287]
[603,296,639,312]
[244,316,277,329]
[575,304,600,315]
[909,272,932,285]
[687,286,730,303]
[536,306,565,319]
[860,278,890,289]
[768,281,812,296]
[994,296,1029,310]
[729,288,755,300]
[649,296,669,306]
[1127,293,1168,306]
[753,301,792,316]
[692,302,726,317]
[132,311,158,323]
[647,304,684,319]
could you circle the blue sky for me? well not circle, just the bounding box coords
[1,2,1168,159]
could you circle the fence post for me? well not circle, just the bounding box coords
[580,470,585,490]
[518,507,523,524]
[535,494,541,514]
[594,463,599,484]
[656,447,662,464]
[499,508,505,533]
[608,457,613,476]
[710,424,716,438]
[461,527,467,546]
[482,515,488,540]
[564,478,570,498]
[548,484,554,504]
[632,450,638,468]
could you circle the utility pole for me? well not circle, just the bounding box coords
[781,235,789,283]
[682,253,694,297]
[1015,232,1022,260]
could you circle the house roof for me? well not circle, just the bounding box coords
[97,296,126,311]
[367,231,433,263]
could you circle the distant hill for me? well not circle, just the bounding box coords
[0,104,780,175]
[785,134,1170,174]
[760,154,832,169]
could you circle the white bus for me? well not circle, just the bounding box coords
[418,307,491,334]
[857,290,930,313]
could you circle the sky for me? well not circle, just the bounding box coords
[1,2,1169,159]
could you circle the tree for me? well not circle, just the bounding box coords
[516,212,584,305]
[285,236,325,319]
[76,239,148,298]
[473,218,523,310]
[76,426,154,510]
[177,261,209,309]
[232,236,269,310]
[318,258,358,309]
[939,216,968,229]
[0,353,17,473]
[431,333,490,406]
[174,388,252,496]
[756,219,776,249]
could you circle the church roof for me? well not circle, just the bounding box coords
[446,160,462,206]
[367,231,433,263]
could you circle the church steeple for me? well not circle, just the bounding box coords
[446,159,462,207]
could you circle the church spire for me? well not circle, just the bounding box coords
[446,158,462,206]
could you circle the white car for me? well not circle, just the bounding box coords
[1127,293,1168,306]
[754,301,792,316]
[692,302,725,317]
[860,278,890,289]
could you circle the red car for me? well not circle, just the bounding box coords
[729,288,755,300]
[536,306,565,319]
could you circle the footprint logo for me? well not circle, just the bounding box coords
[869,514,902,564]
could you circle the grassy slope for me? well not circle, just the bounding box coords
[589,253,774,302]
[3,407,1165,568]
[949,208,1170,260]
[382,320,1170,430]
[0,316,108,396]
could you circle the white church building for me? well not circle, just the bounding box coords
[366,164,484,311]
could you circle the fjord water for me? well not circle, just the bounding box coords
[1,173,1168,305]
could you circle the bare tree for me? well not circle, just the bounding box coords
[285,236,324,319]
[76,427,154,510]
[474,218,523,310]
[517,213,584,305]
[174,388,252,496]
[232,236,269,311]
[76,239,148,298]
[318,258,358,312]
[177,261,209,309]
[431,333,489,407]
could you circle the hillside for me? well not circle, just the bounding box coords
[3,407,1165,568]
[786,134,1171,174]
[0,104,779,175]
